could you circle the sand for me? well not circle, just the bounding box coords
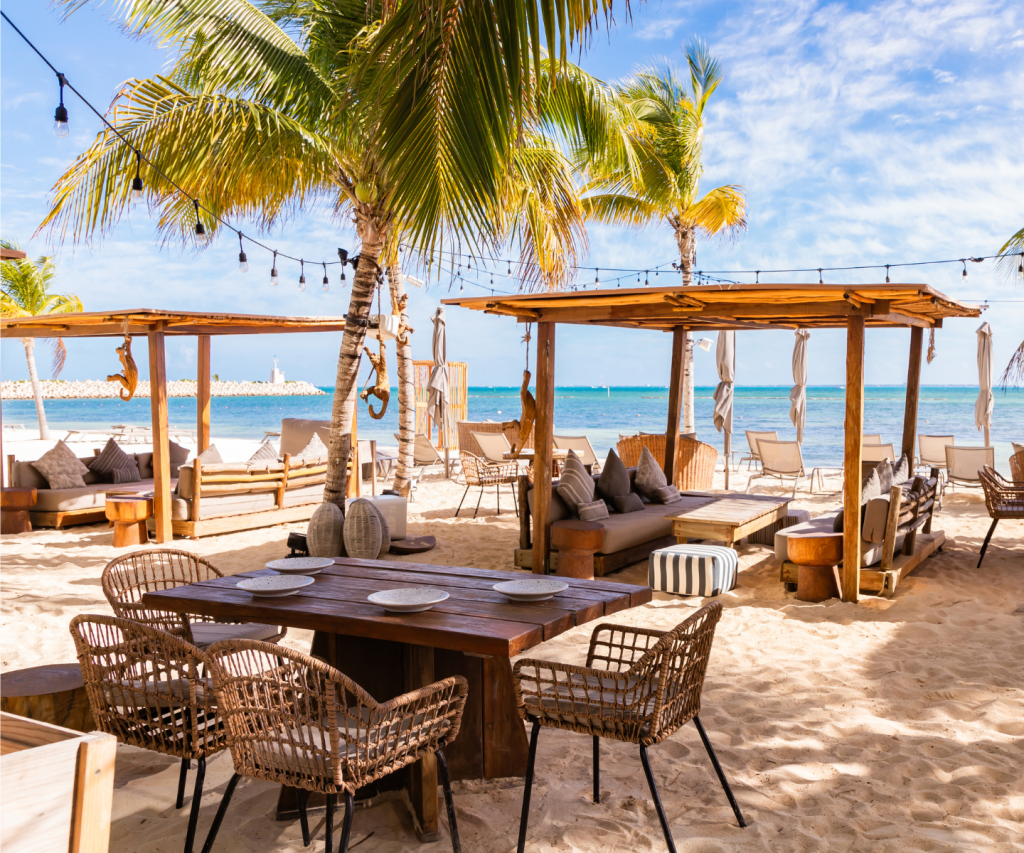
[1,459,1022,852]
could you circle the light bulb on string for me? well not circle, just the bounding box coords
[130,150,144,205]
[193,200,208,246]
[322,262,329,292]
[53,72,68,137]
[338,248,348,285]
[885,264,890,283]
[299,260,306,292]
[644,270,649,286]
[459,282,464,294]
[271,251,279,286]
[507,261,511,276]
[961,259,968,280]
[237,233,248,272]
[595,268,600,285]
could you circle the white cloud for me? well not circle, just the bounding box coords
[635,17,687,40]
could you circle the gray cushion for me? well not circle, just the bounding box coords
[168,440,190,477]
[197,444,224,465]
[30,441,91,490]
[135,452,154,480]
[833,466,883,532]
[556,450,595,514]
[33,479,164,513]
[634,446,667,499]
[596,450,630,502]
[247,440,279,464]
[295,432,329,461]
[893,453,910,484]
[526,487,570,524]
[577,499,609,522]
[89,438,141,484]
[652,485,682,504]
[876,460,893,494]
[612,493,645,514]
[598,506,674,554]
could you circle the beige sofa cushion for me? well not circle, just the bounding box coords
[597,505,674,554]
[174,482,325,521]
[32,479,167,513]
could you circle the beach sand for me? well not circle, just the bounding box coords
[1,464,1022,852]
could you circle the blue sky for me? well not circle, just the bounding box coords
[2,0,1022,389]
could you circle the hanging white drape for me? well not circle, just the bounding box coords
[713,331,736,488]
[975,322,993,440]
[427,307,450,448]
[789,330,810,444]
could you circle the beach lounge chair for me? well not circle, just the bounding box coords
[553,435,602,473]
[741,430,777,471]
[512,602,745,853]
[978,466,1024,566]
[862,443,895,463]
[397,432,459,499]
[863,433,882,444]
[944,445,995,490]
[70,615,228,853]
[472,430,515,464]
[746,439,820,497]
[919,434,954,478]
[456,450,519,518]
[201,640,468,853]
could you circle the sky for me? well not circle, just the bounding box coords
[2,0,1022,390]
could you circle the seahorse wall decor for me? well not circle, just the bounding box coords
[500,369,536,459]
[360,341,390,418]
[106,334,138,401]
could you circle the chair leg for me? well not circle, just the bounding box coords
[977,518,999,568]
[592,736,600,804]
[183,756,206,853]
[639,746,676,853]
[497,484,501,515]
[517,720,541,853]
[337,793,354,853]
[473,486,485,519]
[454,485,470,517]
[511,482,519,517]
[324,793,335,853]
[176,758,191,809]
[437,747,461,853]
[692,716,746,828]
[297,789,312,847]
[200,773,241,853]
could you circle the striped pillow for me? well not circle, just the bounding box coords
[577,499,609,522]
[89,438,140,484]
[555,450,594,514]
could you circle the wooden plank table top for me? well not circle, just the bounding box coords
[666,492,792,547]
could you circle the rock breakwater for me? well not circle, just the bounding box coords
[1,379,327,399]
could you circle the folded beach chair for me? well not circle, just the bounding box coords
[746,439,820,498]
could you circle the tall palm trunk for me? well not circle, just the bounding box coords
[675,225,697,433]
[323,213,386,508]
[387,261,416,496]
[22,338,50,440]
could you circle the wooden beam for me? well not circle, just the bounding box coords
[842,316,865,602]
[197,335,211,452]
[531,322,556,575]
[902,327,923,461]
[148,326,172,543]
[664,327,686,482]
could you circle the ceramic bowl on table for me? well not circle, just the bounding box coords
[237,575,315,598]
[265,557,336,576]
[367,588,450,613]
[493,578,569,602]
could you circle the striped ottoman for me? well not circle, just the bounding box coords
[649,545,739,597]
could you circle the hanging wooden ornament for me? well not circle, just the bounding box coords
[927,328,936,364]
[360,274,390,419]
[501,324,536,459]
[107,321,138,401]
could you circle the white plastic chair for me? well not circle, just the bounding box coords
[553,435,602,473]
[746,439,820,498]
[742,430,777,471]
[945,445,994,490]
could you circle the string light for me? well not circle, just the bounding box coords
[338,248,348,285]
[644,270,649,286]
[885,264,890,283]
[193,200,208,246]
[237,233,248,272]
[130,151,143,205]
[299,260,306,292]
[595,268,599,284]
[818,268,823,284]
[322,262,329,292]
[270,251,278,286]
[962,259,968,280]
[53,72,68,137]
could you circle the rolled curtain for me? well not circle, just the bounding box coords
[789,330,810,444]
[427,307,450,447]
[974,322,993,436]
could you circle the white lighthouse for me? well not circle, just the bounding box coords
[270,357,285,385]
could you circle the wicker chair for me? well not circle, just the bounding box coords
[1009,450,1024,483]
[978,466,1024,568]
[70,615,226,853]
[102,549,286,648]
[456,451,519,518]
[617,434,718,491]
[512,602,744,852]
[200,640,468,853]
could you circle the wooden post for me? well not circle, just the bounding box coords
[842,316,865,602]
[148,326,172,543]
[197,335,211,452]
[404,643,438,841]
[901,327,923,462]
[664,327,686,483]
[531,322,556,575]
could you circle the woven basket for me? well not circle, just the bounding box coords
[344,499,390,559]
[617,435,717,491]
[307,502,344,557]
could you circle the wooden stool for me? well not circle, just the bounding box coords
[788,533,844,602]
[105,494,153,547]
[0,663,95,732]
[551,520,605,580]
[1,487,36,534]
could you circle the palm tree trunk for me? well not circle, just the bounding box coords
[676,226,697,433]
[386,261,416,496]
[23,338,50,440]
[323,219,385,508]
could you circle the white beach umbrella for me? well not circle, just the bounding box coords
[713,330,736,489]
[975,321,994,446]
[427,307,451,475]
[789,330,810,444]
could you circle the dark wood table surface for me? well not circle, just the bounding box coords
[143,558,651,841]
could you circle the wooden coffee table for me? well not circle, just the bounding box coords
[105,494,153,547]
[1,487,36,534]
[666,492,792,548]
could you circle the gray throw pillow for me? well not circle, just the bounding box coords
[875,460,893,494]
[30,440,90,490]
[556,450,595,513]
[652,484,682,504]
[612,493,645,514]
[295,432,329,461]
[89,438,141,484]
[577,498,609,522]
[247,440,279,464]
[197,444,223,465]
[892,453,910,484]
[596,449,630,501]
[634,445,668,499]
[833,466,883,532]
[168,439,190,477]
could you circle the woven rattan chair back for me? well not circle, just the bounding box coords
[980,466,1024,520]
[676,437,718,491]
[70,614,223,760]
[1009,450,1024,483]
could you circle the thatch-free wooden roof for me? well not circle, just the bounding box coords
[442,283,982,331]
[0,309,350,338]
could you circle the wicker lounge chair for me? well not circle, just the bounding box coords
[978,466,1024,567]
[102,549,286,647]
[456,451,519,518]
[1011,450,1024,483]
[512,602,744,853]
[616,434,717,491]
[740,430,777,470]
[553,435,602,473]
[70,615,226,853]
[746,439,821,497]
[200,640,468,853]
[944,445,995,490]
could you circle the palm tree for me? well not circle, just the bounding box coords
[583,41,747,432]
[1,240,84,439]
[42,0,623,505]
[996,227,1023,387]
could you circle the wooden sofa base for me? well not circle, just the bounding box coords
[29,509,107,530]
[780,530,946,597]
[171,503,321,539]
[515,535,676,577]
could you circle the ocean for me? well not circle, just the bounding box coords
[4,385,1020,472]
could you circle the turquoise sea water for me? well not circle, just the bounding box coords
[4,385,1020,471]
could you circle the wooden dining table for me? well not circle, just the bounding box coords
[142,558,651,841]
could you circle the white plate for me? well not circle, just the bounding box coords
[237,575,315,597]
[367,588,450,613]
[265,557,335,576]
[493,578,569,602]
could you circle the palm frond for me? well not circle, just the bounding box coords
[581,193,660,228]
[996,226,1024,284]
[683,184,747,237]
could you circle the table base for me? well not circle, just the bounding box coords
[112,519,149,548]
[1,510,32,534]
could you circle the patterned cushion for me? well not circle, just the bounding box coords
[197,444,224,465]
[30,440,90,489]
[89,438,140,484]
[634,446,667,499]
[596,449,630,501]
[295,432,329,461]
[577,499,609,522]
[652,485,682,504]
[612,493,645,514]
[247,440,279,464]
[556,450,595,514]
[649,545,739,597]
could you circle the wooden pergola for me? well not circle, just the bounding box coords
[1,309,349,542]
[442,282,983,602]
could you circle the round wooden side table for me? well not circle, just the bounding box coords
[0,662,95,732]
[551,519,605,580]
[105,494,153,548]
[788,532,844,602]
[1,487,37,534]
